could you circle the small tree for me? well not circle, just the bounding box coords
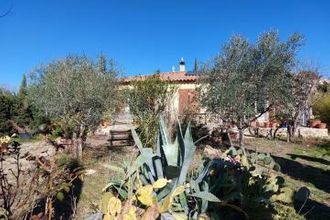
[201,31,304,146]
[0,88,16,135]
[276,70,319,141]
[126,75,173,148]
[12,74,34,129]
[28,55,118,158]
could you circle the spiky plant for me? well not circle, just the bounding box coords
[101,119,221,219]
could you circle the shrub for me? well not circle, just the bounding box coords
[313,93,330,126]
[125,75,174,149]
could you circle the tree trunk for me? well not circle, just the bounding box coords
[238,119,244,147]
[238,128,244,147]
[72,124,86,159]
[286,125,291,142]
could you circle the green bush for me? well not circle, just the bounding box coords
[125,75,174,148]
[313,93,330,126]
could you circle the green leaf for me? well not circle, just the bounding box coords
[190,191,221,202]
[176,124,197,186]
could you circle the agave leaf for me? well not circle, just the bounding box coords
[143,163,156,183]
[176,124,196,186]
[131,128,144,152]
[135,148,157,179]
[200,181,209,213]
[194,160,213,184]
[112,185,129,199]
[176,123,185,166]
[172,185,186,197]
[153,156,164,179]
[159,118,171,146]
[179,193,188,214]
[190,191,221,202]
[102,180,125,192]
[163,143,180,167]
[139,172,149,186]
[159,119,180,167]
[157,181,175,201]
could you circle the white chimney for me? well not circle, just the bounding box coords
[179,57,185,72]
[172,65,176,72]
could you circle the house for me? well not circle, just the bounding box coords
[119,58,202,121]
[119,59,326,133]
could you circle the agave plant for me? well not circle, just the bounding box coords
[101,119,221,219]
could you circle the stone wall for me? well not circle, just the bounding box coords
[248,127,328,138]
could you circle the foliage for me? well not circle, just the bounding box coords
[200,31,304,145]
[98,119,304,219]
[28,55,118,158]
[0,135,84,219]
[125,75,174,148]
[313,93,330,126]
[0,135,40,218]
[274,70,320,141]
[35,154,84,219]
[0,78,43,136]
[0,89,16,135]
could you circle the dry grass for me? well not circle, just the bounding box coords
[74,138,137,219]
[72,135,330,219]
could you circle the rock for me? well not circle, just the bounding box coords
[85,212,102,220]
[203,145,222,159]
[85,169,96,175]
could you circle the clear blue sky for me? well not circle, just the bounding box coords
[0,0,329,90]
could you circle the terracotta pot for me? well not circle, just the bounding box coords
[318,123,327,129]
[310,119,321,128]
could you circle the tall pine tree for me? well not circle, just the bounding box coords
[17,74,27,99]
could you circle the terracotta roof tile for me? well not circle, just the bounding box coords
[120,71,198,84]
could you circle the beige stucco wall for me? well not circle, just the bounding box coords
[119,82,202,121]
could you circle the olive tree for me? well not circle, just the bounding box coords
[28,55,118,158]
[201,31,304,146]
[276,69,320,141]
